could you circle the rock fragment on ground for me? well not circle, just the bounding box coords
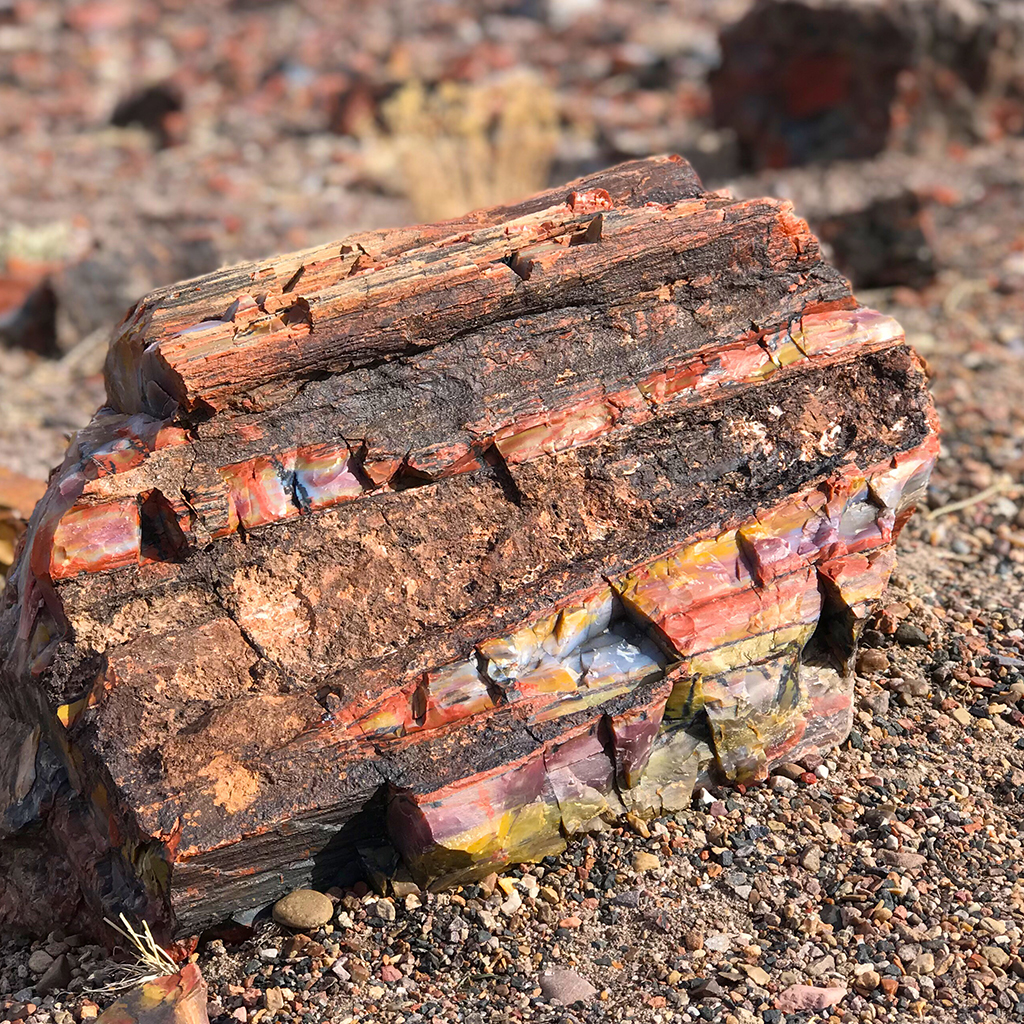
[538,967,597,1004]
[94,964,208,1024]
[270,891,334,932]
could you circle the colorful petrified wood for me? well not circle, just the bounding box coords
[0,155,938,938]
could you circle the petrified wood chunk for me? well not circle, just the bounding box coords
[0,155,938,938]
[712,0,910,168]
[712,0,1024,170]
[94,964,208,1024]
[813,192,936,290]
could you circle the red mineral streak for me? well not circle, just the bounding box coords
[26,414,168,611]
[819,548,897,610]
[294,445,366,508]
[639,307,901,406]
[616,531,753,624]
[392,783,563,889]
[403,443,484,481]
[652,566,823,657]
[543,721,619,834]
[606,681,673,789]
[616,439,936,656]
[418,661,496,732]
[219,456,294,532]
[154,426,189,450]
[639,339,776,404]
[49,500,142,580]
[363,457,403,488]
[347,686,419,740]
[492,386,650,465]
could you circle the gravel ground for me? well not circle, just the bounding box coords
[3,4,1024,1023]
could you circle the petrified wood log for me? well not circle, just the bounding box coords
[0,155,938,938]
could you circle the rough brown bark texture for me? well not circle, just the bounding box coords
[0,155,938,939]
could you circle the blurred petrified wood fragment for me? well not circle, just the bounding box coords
[0,155,938,937]
[712,0,1024,170]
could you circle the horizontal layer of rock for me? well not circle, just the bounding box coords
[47,305,901,582]
[105,156,851,421]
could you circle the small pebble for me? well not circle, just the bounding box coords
[631,851,660,873]
[271,889,333,931]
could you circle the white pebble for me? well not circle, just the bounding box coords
[501,890,523,915]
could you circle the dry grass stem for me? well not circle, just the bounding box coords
[89,913,179,994]
[924,476,1020,521]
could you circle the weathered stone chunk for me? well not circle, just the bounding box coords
[0,155,937,938]
[271,890,334,931]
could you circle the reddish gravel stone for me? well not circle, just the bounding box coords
[775,984,848,1012]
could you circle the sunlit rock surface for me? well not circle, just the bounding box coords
[0,156,938,937]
